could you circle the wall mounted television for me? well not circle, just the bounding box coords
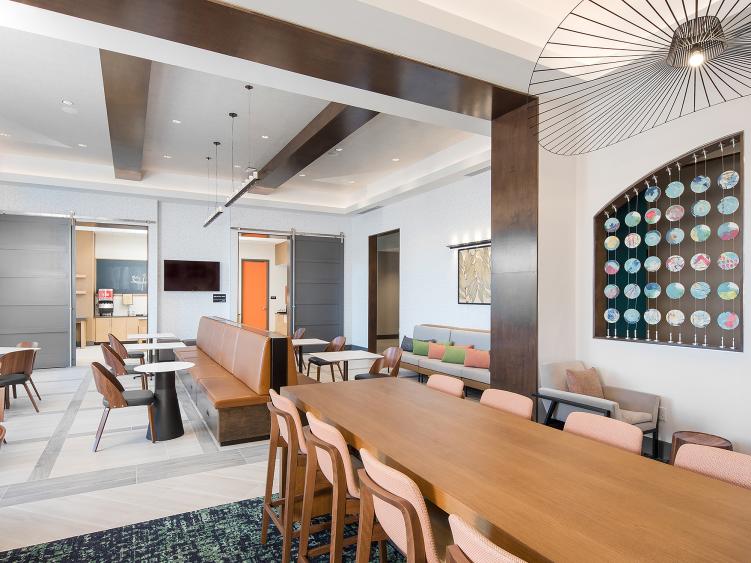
[164,260,220,291]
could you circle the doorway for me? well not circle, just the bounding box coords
[368,230,400,353]
[241,259,270,330]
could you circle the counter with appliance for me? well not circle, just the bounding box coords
[94,316,148,343]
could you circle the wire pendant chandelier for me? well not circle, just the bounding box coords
[529,0,751,155]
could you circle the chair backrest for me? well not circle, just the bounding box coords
[293,327,306,340]
[15,341,39,373]
[91,362,128,408]
[108,333,129,359]
[368,347,403,377]
[563,412,643,454]
[0,349,34,377]
[101,343,128,376]
[325,336,346,353]
[480,389,534,419]
[448,514,525,563]
[675,444,751,490]
[269,389,307,454]
[306,412,360,498]
[360,448,439,563]
[427,374,464,398]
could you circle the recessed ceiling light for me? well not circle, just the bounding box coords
[0,133,10,137]
[234,164,241,168]
[391,157,400,162]
[335,147,343,152]
[171,119,182,124]
[347,180,356,184]
[261,135,269,139]
[299,173,306,177]
[77,143,87,148]
[162,154,172,159]
[61,99,74,106]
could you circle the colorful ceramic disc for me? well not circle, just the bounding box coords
[690,281,711,300]
[644,282,661,299]
[717,222,740,241]
[624,309,640,325]
[624,258,641,274]
[718,196,740,215]
[691,199,711,217]
[666,228,684,245]
[718,170,739,190]
[604,284,620,299]
[717,251,740,270]
[690,224,711,242]
[717,311,740,330]
[690,175,710,193]
[645,208,661,224]
[644,256,661,272]
[624,233,641,249]
[604,260,620,275]
[604,308,620,324]
[644,230,661,247]
[644,309,661,325]
[666,255,685,272]
[717,281,740,300]
[604,236,620,251]
[625,211,642,227]
[666,310,685,326]
[604,217,620,232]
[624,283,641,299]
[666,180,685,198]
[690,253,711,271]
[666,282,685,299]
[644,185,661,202]
[666,204,685,221]
[691,310,711,329]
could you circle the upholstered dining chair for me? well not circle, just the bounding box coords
[480,389,534,420]
[292,327,306,370]
[447,514,525,563]
[354,346,403,381]
[563,411,643,454]
[15,341,41,400]
[307,335,346,382]
[426,373,464,398]
[109,333,145,364]
[0,349,39,413]
[299,412,388,562]
[101,343,148,390]
[674,444,751,490]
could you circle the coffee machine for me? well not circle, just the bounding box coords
[97,288,114,316]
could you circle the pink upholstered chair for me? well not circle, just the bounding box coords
[427,374,464,398]
[563,411,643,454]
[480,389,534,419]
[674,444,751,490]
[356,448,442,563]
[447,514,525,563]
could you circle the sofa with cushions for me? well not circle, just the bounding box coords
[399,324,491,390]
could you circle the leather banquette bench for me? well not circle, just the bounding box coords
[175,316,298,445]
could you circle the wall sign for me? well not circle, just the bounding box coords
[213,293,226,303]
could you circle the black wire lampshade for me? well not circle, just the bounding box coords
[529,0,751,156]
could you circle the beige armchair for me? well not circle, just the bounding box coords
[536,361,661,458]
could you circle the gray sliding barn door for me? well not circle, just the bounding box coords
[292,235,344,346]
[0,215,73,368]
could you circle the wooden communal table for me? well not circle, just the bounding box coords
[283,378,751,562]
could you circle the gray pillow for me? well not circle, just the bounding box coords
[400,336,413,352]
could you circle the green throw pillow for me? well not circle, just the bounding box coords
[412,339,431,356]
[442,346,466,364]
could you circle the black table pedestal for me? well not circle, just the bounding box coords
[146,371,184,441]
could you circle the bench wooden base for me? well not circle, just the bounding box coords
[401,361,490,391]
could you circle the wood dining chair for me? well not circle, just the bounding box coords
[563,411,643,454]
[101,343,148,390]
[0,350,39,413]
[446,514,525,563]
[15,341,41,401]
[674,444,751,490]
[307,336,346,382]
[426,374,465,398]
[480,389,534,419]
[292,327,306,370]
[354,347,403,381]
[109,333,145,364]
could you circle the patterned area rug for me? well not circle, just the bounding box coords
[0,496,404,562]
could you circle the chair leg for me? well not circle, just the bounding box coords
[355,483,376,563]
[378,540,387,562]
[336,362,344,378]
[651,427,659,459]
[316,365,321,382]
[261,429,279,544]
[297,447,318,562]
[306,361,312,378]
[23,383,39,413]
[12,385,17,399]
[147,404,157,443]
[29,377,42,401]
[330,468,347,563]
[92,408,110,452]
[281,443,298,563]
[330,364,336,382]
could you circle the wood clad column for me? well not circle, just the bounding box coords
[490,101,538,398]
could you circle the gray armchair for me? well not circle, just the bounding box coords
[536,361,661,458]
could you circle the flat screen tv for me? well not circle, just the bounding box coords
[164,260,220,291]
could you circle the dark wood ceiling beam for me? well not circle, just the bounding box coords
[11,0,529,120]
[99,50,151,181]
[257,103,378,189]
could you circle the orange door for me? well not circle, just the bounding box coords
[241,260,269,330]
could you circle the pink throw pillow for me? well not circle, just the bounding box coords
[464,348,490,369]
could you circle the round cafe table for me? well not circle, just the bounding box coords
[669,431,733,465]
[134,361,193,441]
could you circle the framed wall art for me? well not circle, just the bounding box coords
[458,245,491,304]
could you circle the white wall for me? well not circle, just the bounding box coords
[94,230,148,260]
[573,96,750,452]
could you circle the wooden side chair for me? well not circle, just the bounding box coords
[426,374,465,398]
[90,362,156,452]
[101,343,148,389]
[15,341,41,401]
[0,350,39,413]
[563,411,643,454]
[292,327,306,371]
[354,347,403,381]
[307,335,346,382]
[675,444,751,490]
[0,425,5,448]
[108,333,145,364]
[480,389,534,419]
[447,514,525,563]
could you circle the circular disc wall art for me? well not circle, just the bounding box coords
[718,170,740,189]
[666,282,685,299]
[717,311,740,330]
[666,228,685,245]
[644,256,662,272]
[604,260,620,275]
[604,308,620,324]
[644,309,661,325]
[691,176,710,193]
[717,251,740,270]
[624,233,641,249]
[691,200,711,217]
[718,196,740,215]
[644,230,661,246]
[690,224,711,242]
[691,311,711,328]
[666,181,685,198]
[690,281,711,299]
[690,253,712,271]
[604,236,620,251]
[644,186,661,202]
[666,310,685,326]
[624,258,641,274]
[625,211,642,227]
[624,309,640,325]
[666,255,685,272]
[604,284,620,299]
[624,283,641,299]
[717,281,740,300]
[645,208,661,224]
[604,217,620,232]
[644,282,661,299]
[666,205,685,221]
[718,222,740,240]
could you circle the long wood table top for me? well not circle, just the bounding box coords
[283,378,751,562]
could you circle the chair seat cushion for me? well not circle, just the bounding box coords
[107,389,154,408]
[199,377,269,408]
[127,352,145,360]
[620,409,652,425]
[309,356,337,366]
[354,372,390,381]
[400,352,421,366]
[418,358,464,378]
[0,373,27,386]
[460,366,491,385]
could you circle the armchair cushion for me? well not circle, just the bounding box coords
[619,409,652,425]
[565,368,604,398]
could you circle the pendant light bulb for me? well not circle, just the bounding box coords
[688,46,705,67]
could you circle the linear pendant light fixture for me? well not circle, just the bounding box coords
[203,141,223,227]
[225,84,258,207]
